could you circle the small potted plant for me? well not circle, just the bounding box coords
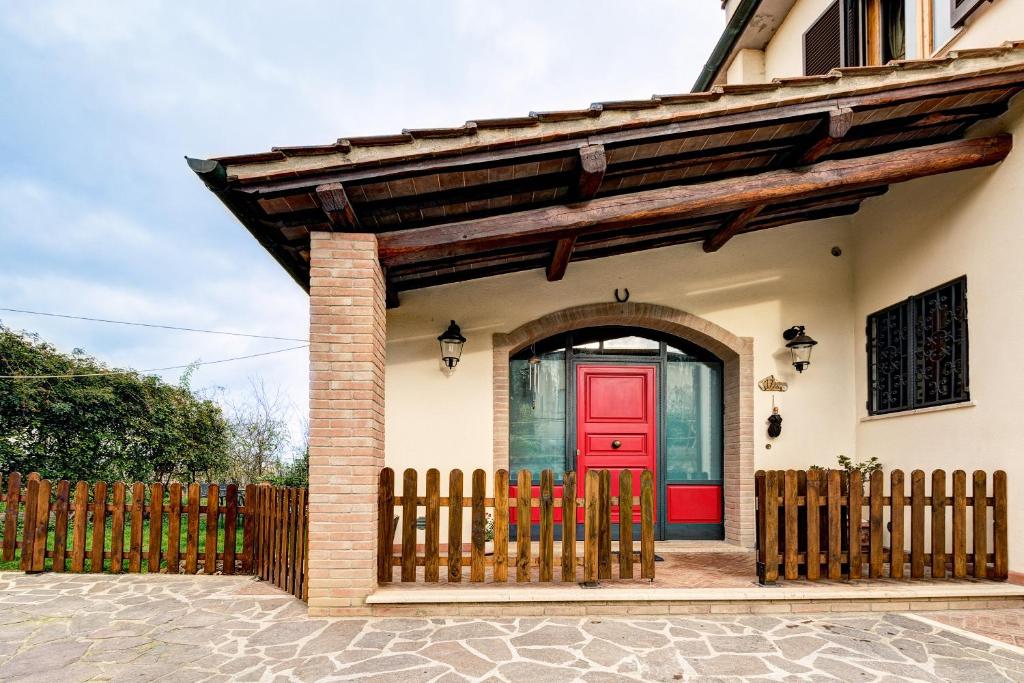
[810,455,882,553]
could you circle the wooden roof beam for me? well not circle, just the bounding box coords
[792,107,855,166]
[576,144,607,200]
[315,182,360,230]
[546,236,577,281]
[376,135,1011,266]
[703,205,766,252]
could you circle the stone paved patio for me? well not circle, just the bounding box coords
[2,572,1024,682]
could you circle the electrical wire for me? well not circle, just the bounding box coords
[0,307,308,342]
[0,344,309,380]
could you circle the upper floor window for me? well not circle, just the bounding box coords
[804,0,993,75]
[866,276,969,415]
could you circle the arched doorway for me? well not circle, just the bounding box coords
[507,327,724,540]
[492,302,754,547]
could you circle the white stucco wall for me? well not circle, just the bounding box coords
[851,97,1024,574]
[385,218,859,483]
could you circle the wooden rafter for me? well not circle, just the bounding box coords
[376,136,1011,266]
[315,183,360,230]
[546,237,577,282]
[703,205,767,253]
[792,107,855,166]
[576,144,607,200]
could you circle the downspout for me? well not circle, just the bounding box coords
[692,0,764,92]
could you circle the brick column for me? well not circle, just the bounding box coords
[307,232,386,615]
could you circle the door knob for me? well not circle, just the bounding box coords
[611,440,622,449]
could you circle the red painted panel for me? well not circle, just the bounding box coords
[577,365,657,525]
[666,485,722,524]
[508,483,565,524]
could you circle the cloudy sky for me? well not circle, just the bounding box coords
[0,1,723,446]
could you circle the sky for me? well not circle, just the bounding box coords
[0,0,724,448]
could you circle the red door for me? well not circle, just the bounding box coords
[576,365,656,525]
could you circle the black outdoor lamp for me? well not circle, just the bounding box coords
[783,325,818,373]
[438,320,466,371]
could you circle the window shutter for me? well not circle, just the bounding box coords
[951,0,991,28]
[804,0,842,76]
[840,0,864,67]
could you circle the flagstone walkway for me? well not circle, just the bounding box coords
[2,572,1024,682]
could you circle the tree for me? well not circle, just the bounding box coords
[0,324,231,482]
[223,377,292,484]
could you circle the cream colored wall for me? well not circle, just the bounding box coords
[385,218,859,490]
[938,0,1024,53]
[763,0,833,80]
[851,98,1024,574]
[727,48,768,84]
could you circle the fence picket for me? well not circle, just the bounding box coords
[223,484,237,575]
[784,470,798,580]
[30,479,51,572]
[539,469,554,583]
[869,470,884,579]
[90,482,107,572]
[826,470,841,580]
[931,470,946,579]
[70,481,88,573]
[890,470,905,579]
[618,470,634,580]
[952,471,967,578]
[640,470,655,580]
[128,482,145,573]
[972,471,987,579]
[562,471,577,583]
[598,469,612,580]
[472,469,487,583]
[185,483,200,574]
[2,472,21,563]
[20,478,38,572]
[847,470,863,580]
[167,483,182,574]
[148,483,164,573]
[805,469,820,580]
[401,469,417,582]
[584,470,599,583]
[204,484,219,575]
[52,480,70,573]
[449,469,464,583]
[110,482,126,574]
[376,468,394,583]
[242,484,256,574]
[911,470,925,578]
[516,469,530,583]
[425,469,441,583]
[493,473,509,585]
[994,470,1008,579]
[763,470,779,583]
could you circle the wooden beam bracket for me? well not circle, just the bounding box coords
[316,182,361,230]
[576,144,607,201]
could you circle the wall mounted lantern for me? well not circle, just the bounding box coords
[438,320,466,371]
[783,325,818,373]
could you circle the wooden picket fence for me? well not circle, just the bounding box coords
[755,469,1008,584]
[249,484,309,601]
[0,472,308,601]
[377,467,656,584]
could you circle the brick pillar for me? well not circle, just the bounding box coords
[307,232,386,615]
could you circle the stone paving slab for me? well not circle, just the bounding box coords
[1,572,1024,681]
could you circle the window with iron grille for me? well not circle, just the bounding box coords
[867,276,969,415]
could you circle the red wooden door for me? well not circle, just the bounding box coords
[576,364,656,524]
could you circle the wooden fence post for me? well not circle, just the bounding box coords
[110,482,126,574]
[640,470,655,580]
[90,481,107,573]
[583,470,599,583]
[376,468,394,583]
[185,483,200,574]
[471,469,487,583]
[19,478,38,572]
[425,469,441,583]
[222,483,237,575]
[952,470,967,578]
[972,471,987,579]
[783,470,798,580]
[994,470,1008,579]
[805,469,820,580]
[70,481,88,573]
[2,472,21,563]
[204,484,219,575]
[516,469,530,583]
[890,470,905,579]
[598,469,612,580]
[149,483,165,573]
[449,469,464,583]
[869,469,884,579]
[401,469,417,582]
[561,471,577,583]
[763,470,779,583]
[538,469,554,583]
[30,479,51,572]
[910,470,925,578]
[618,470,634,580]
[493,469,508,583]
[129,482,145,573]
[847,470,863,580]
[931,470,946,579]
[242,484,256,574]
[167,483,183,574]
[52,480,70,573]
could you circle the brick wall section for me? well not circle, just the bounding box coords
[492,302,755,547]
[307,232,386,616]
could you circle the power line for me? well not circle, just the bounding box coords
[0,307,309,342]
[0,344,309,380]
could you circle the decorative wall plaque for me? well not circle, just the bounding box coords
[757,375,788,392]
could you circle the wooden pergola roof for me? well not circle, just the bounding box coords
[188,42,1024,306]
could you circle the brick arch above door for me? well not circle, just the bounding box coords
[492,301,755,547]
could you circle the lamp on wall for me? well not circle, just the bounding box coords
[783,325,818,373]
[438,320,466,371]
